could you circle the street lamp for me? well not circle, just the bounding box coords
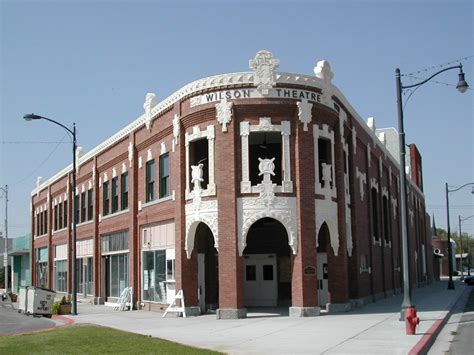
[395,64,469,319]
[446,182,474,290]
[23,113,78,315]
[445,183,474,289]
[0,185,8,293]
[458,215,474,280]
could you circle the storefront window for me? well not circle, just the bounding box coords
[76,257,93,296]
[55,260,67,292]
[104,254,129,298]
[36,247,48,288]
[102,231,129,299]
[142,250,166,303]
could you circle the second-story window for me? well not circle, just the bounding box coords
[159,153,170,198]
[146,159,155,202]
[44,210,48,234]
[318,138,332,189]
[383,196,390,243]
[74,195,80,224]
[103,181,110,216]
[63,201,68,228]
[249,132,282,186]
[58,202,63,229]
[371,188,379,240]
[121,172,128,210]
[54,205,58,231]
[87,190,93,221]
[81,192,86,223]
[111,177,119,213]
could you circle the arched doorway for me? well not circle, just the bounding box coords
[194,222,219,314]
[243,218,292,307]
[317,223,330,307]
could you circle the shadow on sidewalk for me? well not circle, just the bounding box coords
[330,280,468,316]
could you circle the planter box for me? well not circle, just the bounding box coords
[9,293,18,302]
[59,304,71,315]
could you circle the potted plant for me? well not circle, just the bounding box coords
[8,292,18,303]
[52,295,72,315]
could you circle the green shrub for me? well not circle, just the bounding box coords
[52,301,61,315]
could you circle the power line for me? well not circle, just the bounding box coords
[10,132,69,188]
[401,55,474,77]
[428,205,474,208]
[1,141,69,144]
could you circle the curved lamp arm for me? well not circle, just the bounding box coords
[23,113,74,137]
[447,182,474,194]
[402,64,469,94]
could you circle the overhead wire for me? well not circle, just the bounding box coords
[9,132,70,188]
[401,55,473,77]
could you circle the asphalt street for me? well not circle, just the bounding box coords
[449,286,474,354]
[0,301,55,336]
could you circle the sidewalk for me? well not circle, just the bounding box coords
[66,280,470,354]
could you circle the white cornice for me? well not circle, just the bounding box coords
[31,69,424,198]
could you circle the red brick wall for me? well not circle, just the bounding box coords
[30,84,433,310]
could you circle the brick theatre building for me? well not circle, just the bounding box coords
[30,50,433,318]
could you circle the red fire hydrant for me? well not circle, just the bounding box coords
[405,306,420,335]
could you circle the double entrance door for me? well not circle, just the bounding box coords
[317,252,328,306]
[243,254,277,307]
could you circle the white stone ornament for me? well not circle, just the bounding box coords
[215,98,233,132]
[314,60,334,84]
[258,157,275,177]
[191,164,204,191]
[256,158,277,208]
[172,114,180,149]
[128,142,134,167]
[352,127,357,153]
[391,197,397,219]
[321,163,332,189]
[297,99,313,131]
[143,93,157,130]
[356,167,367,201]
[249,50,279,95]
[367,117,376,132]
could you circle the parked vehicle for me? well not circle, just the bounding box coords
[464,275,474,286]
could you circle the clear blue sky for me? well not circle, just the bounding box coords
[1,0,473,239]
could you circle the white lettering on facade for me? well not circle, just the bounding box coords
[190,88,321,107]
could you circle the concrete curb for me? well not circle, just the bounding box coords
[52,315,75,326]
[409,286,470,355]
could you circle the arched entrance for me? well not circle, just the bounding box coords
[193,222,219,314]
[243,218,292,307]
[317,222,330,307]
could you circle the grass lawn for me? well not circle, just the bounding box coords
[0,325,221,354]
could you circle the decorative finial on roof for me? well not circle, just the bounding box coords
[314,60,334,84]
[249,50,279,95]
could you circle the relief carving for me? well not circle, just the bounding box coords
[297,99,312,131]
[143,93,157,130]
[215,98,233,132]
[249,50,279,95]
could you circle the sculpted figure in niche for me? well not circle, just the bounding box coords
[321,162,332,188]
[191,164,204,191]
[258,157,275,178]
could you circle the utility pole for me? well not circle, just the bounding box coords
[1,185,8,292]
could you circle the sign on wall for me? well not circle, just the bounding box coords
[190,88,322,108]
